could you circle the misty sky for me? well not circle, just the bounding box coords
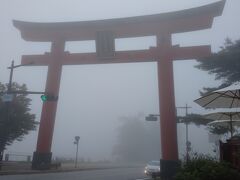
[0,0,240,161]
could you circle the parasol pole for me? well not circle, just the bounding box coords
[230,114,233,137]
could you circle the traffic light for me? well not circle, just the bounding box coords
[41,95,47,102]
[41,94,58,102]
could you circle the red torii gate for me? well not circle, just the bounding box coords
[13,0,225,177]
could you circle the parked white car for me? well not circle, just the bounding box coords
[144,160,160,178]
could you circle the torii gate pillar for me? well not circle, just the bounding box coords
[157,34,180,175]
[32,40,65,169]
[13,1,225,178]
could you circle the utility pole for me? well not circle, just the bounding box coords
[7,60,33,92]
[8,61,14,92]
[176,104,192,162]
[5,60,14,123]
[146,104,192,162]
[6,60,15,123]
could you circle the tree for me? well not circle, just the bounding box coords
[177,114,211,126]
[185,39,240,135]
[178,114,229,135]
[112,115,160,162]
[0,82,37,167]
[195,38,240,95]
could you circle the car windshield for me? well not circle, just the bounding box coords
[149,161,160,166]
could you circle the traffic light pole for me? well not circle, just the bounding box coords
[9,91,46,95]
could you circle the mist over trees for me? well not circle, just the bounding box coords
[112,114,160,162]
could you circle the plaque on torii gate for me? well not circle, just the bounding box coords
[14,0,225,177]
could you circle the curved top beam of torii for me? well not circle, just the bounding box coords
[13,0,225,42]
[13,0,226,67]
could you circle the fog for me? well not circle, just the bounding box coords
[0,0,240,162]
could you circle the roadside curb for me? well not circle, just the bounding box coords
[0,165,141,176]
[0,167,111,176]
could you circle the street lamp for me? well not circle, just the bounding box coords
[1,61,31,102]
[7,60,34,92]
[74,136,80,168]
[1,60,52,98]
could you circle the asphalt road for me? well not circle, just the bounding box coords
[1,167,152,180]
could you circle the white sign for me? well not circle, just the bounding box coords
[1,94,14,102]
[145,116,158,121]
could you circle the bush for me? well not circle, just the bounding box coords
[174,154,240,180]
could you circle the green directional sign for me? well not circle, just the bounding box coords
[145,115,158,121]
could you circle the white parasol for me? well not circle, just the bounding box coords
[205,110,240,137]
[194,83,240,108]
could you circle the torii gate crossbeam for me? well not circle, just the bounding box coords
[13,1,225,178]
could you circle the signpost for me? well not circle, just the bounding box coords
[74,136,80,168]
[145,114,159,121]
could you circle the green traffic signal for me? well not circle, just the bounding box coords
[41,94,58,102]
[41,95,48,102]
